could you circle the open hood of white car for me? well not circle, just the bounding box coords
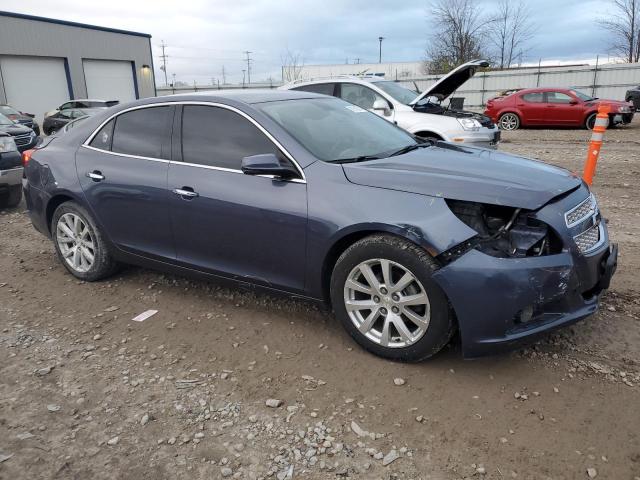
[410,59,489,105]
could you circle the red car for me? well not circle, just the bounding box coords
[485,87,634,130]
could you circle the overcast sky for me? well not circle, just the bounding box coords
[10,0,612,85]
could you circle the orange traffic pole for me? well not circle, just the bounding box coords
[582,103,611,185]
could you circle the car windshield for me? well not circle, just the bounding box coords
[257,97,417,162]
[0,105,20,117]
[0,113,14,126]
[374,81,419,105]
[571,89,594,101]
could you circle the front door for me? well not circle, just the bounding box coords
[77,105,176,260]
[168,104,307,292]
[338,83,394,122]
[544,91,582,125]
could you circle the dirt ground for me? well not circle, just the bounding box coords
[1,121,639,480]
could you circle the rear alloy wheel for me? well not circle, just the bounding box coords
[498,113,520,130]
[331,234,455,361]
[52,201,119,281]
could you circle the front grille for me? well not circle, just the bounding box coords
[565,194,596,227]
[17,120,34,129]
[574,223,601,253]
[13,132,32,146]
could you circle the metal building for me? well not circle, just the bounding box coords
[0,11,156,123]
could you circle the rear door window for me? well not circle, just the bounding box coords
[111,106,173,159]
[293,83,336,96]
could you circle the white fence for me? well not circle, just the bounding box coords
[399,62,640,109]
[157,62,640,109]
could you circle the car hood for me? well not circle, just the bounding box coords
[410,59,489,105]
[341,143,582,210]
[0,123,32,136]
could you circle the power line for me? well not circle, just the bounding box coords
[159,40,169,86]
[243,51,252,84]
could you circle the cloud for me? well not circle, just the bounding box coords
[8,0,610,84]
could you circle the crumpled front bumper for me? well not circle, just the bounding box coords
[431,189,617,359]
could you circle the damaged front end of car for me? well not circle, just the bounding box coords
[431,185,618,358]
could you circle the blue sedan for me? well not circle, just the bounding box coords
[21,90,617,360]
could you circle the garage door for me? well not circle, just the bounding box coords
[83,60,136,104]
[0,55,70,125]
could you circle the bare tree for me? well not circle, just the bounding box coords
[281,49,305,82]
[599,0,640,62]
[425,0,491,73]
[487,0,536,69]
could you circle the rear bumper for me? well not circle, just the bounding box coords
[433,236,617,358]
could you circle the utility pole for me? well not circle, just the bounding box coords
[221,65,227,85]
[355,58,361,64]
[378,37,384,63]
[242,69,246,88]
[243,51,252,84]
[159,40,169,86]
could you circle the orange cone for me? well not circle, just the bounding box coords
[582,103,611,185]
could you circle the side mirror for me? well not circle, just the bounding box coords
[241,153,299,179]
[372,98,392,116]
[569,99,579,105]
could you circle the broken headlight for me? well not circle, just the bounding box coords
[442,200,562,260]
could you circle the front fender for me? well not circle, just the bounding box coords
[303,160,477,299]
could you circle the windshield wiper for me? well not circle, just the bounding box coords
[388,142,433,157]
[332,154,384,164]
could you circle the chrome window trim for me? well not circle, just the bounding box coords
[82,101,306,183]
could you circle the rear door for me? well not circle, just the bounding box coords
[516,91,545,124]
[77,105,176,260]
[544,91,582,125]
[167,104,308,292]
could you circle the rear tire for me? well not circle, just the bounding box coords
[330,234,455,362]
[51,201,119,281]
[498,112,520,130]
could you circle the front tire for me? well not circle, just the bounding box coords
[498,112,520,130]
[51,201,119,281]
[330,234,455,362]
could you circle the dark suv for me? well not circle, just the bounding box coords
[626,86,640,110]
[22,91,617,360]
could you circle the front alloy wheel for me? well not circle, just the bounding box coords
[344,259,430,348]
[331,234,455,361]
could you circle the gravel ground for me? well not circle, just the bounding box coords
[1,121,639,480]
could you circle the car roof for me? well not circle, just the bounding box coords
[284,76,387,88]
[150,89,326,105]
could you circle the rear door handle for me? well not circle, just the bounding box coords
[86,171,105,181]
[173,187,199,198]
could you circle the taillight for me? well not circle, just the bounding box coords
[22,149,36,166]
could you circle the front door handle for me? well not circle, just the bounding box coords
[173,187,199,198]
[86,171,105,181]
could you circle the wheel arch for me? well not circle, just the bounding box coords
[45,191,82,235]
[319,224,443,305]
[413,130,444,140]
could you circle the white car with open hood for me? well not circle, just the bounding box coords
[281,59,500,149]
